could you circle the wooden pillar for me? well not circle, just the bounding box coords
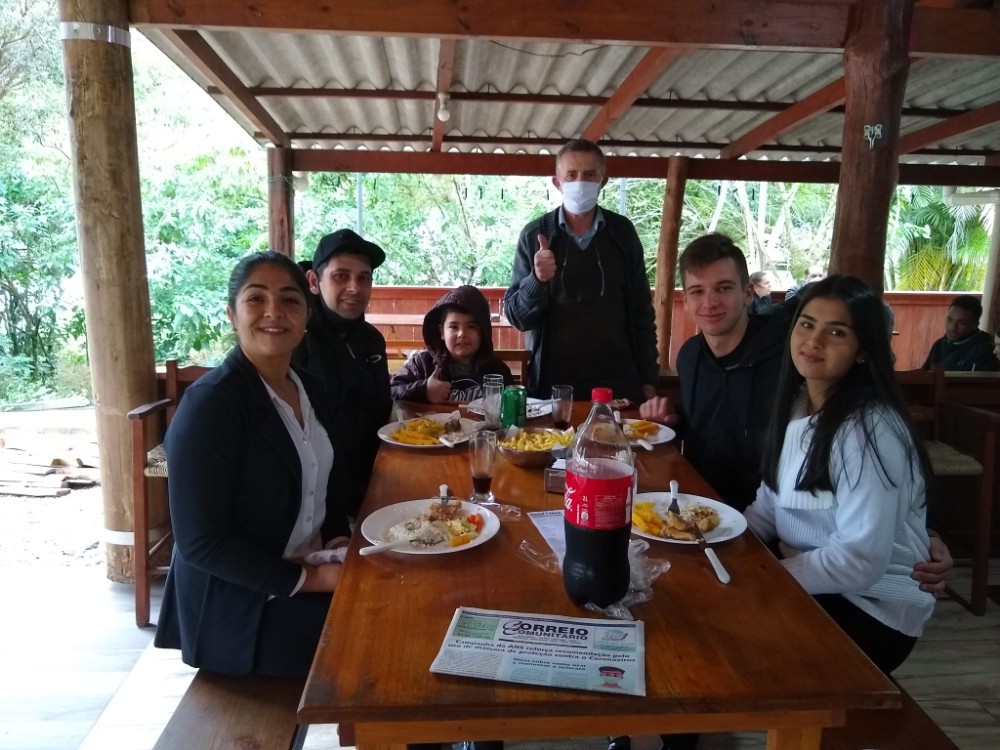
[60,0,158,581]
[268,147,294,256]
[829,0,915,294]
[654,157,688,371]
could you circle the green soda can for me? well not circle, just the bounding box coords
[500,385,527,428]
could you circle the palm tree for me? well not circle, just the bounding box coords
[887,185,992,291]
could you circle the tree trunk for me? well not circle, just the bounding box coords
[60,0,157,582]
[830,0,915,294]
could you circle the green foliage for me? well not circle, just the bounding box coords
[0,163,78,386]
[888,185,991,292]
[141,147,267,360]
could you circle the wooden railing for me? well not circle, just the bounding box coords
[368,287,973,372]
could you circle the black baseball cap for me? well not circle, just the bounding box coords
[311,229,386,271]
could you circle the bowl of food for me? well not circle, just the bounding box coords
[497,427,573,469]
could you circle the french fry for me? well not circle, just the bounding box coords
[498,430,572,451]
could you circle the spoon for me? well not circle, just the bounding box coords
[359,539,417,556]
[637,438,654,452]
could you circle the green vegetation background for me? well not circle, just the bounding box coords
[0,2,994,405]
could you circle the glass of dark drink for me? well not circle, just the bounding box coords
[469,430,497,504]
[551,384,573,430]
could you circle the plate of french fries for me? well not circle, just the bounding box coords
[496,426,574,468]
[622,418,676,446]
[378,413,480,449]
[631,492,746,545]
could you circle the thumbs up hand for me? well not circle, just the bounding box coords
[533,234,557,283]
[426,366,451,403]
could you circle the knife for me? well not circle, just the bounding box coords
[670,480,730,584]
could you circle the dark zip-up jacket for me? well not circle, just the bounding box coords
[294,298,392,513]
[676,305,794,511]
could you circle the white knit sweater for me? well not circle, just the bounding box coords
[744,394,935,637]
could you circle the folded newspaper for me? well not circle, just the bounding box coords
[430,607,645,696]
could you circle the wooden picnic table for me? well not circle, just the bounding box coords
[300,402,898,749]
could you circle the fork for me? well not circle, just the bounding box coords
[670,480,730,584]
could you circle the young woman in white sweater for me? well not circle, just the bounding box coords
[744,275,934,674]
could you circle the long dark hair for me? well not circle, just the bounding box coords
[227,251,309,308]
[761,275,929,494]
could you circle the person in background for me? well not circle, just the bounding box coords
[993,327,1000,365]
[295,229,393,515]
[746,275,935,674]
[749,270,774,315]
[784,263,825,300]
[155,252,352,677]
[391,285,513,403]
[503,138,659,406]
[922,294,999,372]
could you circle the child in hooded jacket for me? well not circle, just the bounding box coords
[390,285,514,403]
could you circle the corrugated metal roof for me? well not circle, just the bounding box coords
[139,27,1000,167]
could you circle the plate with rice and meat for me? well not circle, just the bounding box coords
[360,496,501,555]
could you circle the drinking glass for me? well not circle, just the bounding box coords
[469,430,497,504]
[481,381,504,431]
[551,384,574,430]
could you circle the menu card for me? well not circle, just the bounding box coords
[430,606,645,696]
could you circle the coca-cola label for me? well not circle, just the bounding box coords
[564,471,634,530]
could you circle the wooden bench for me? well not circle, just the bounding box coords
[822,681,957,749]
[153,670,306,750]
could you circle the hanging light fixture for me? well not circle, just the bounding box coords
[436,92,451,122]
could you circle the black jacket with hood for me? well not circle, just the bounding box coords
[390,285,513,402]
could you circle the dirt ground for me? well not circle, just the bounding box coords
[0,408,105,568]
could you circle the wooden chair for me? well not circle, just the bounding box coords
[127,360,211,627]
[494,348,532,386]
[927,401,999,615]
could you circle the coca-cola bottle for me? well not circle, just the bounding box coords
[563,387,635,607]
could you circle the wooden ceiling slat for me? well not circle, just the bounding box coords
[129,1,999,57]
[899,101,1000,154]
[161,28,289,147]
[290,149,1000,186]
[431,39,456,151]
[581,48,688,142]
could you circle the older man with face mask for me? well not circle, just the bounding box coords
[503,139,659,406]
[294,229,392,516]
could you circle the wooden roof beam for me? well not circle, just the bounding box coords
[899,101,1000,154]
[431,38,456,152]
[721,78,846,159]
[290,150,1000,187]
[129,1,1000,58]
[161,28,289,147]
[581,47,688,143]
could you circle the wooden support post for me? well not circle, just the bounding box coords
[829,0,915,294]
[268,147,295,256]
[654,157,688,371]
[60,0,158,581]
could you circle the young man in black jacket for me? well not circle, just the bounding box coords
[295,229,392,515]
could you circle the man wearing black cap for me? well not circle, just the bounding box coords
[295,229,392,515]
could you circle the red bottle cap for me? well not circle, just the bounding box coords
[591,387,613,403]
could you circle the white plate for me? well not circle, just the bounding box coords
[631,493,747,545]
[377,414,480,449]
[360,499,501,555]
[622,419,677,447]
[466,396,552,420]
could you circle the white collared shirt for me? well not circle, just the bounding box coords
[261,370,335,594]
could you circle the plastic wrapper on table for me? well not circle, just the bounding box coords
[516,537,670,621]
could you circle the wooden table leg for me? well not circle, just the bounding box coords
[767,726,822,750]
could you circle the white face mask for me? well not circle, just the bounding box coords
[561,180,601,215]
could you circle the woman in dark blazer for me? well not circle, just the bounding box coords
[154,251,353,677]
